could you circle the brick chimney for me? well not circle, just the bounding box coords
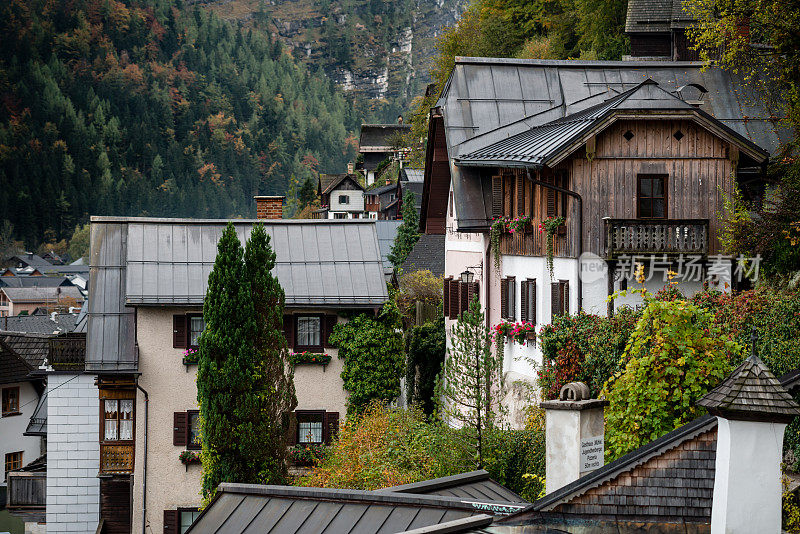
[254,196,284,220]
[541,382,608,494]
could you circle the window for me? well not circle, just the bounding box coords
[188,315,205,348]
[5,451,22,481]
[638,175,667,218]
[296,315,322,349]
[339,194,350,204]
[102,398,134,442]
[297,411,324,444]
[500,277,516,321]
[551,280,570,318]
[2,387,20,416]
[520,279,536,324]
[187,411,201,450]
[180,509,201,534]
[333,212,347,219]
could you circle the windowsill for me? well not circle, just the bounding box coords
[183,358,198,367]
[295,346,324,353]
[1,412,21,417]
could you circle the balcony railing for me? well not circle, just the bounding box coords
[604,219,709,259]
[48,334,86,371]
[499,223,576,257]
[100,444,135,474]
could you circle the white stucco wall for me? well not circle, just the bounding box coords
[0,381,42,488]
[712,418,785,534]
[329,189,365,213]
[132,307,349,534]
[46,373,100,532]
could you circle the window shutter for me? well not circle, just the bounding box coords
[520,281,528,323]
[508,277,516,320]
[530,279,537,325]
[547,188,556,217]
[323,316,338,348]
[324,412,339,445]
[516,175,525,216]
[551,282,562,318]
[173,315,187,349]
[163,510,179,534]
[286,412,297,446]
[173,412,187,446]
[283,314,294,348]
[500,279,508,320]
[448,280,459,319]
[491,176,503,218]
[467,282,479,311]
[459,281,469,316]
[443,278,450,318]
[562,280,570,315]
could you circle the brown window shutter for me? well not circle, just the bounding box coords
[562,280,570,315]
[163,510,179,534]
[324,412,339,445]
[520,281,528,322]
[443,278,451,318]
[516,175,525,216]
[448,280,459,319]
[508,276,516,320]
[530,279,537,324]
[491,176,503,218]
[286,412,297,446]
[467,282,479,311]
[173,315,187,349]
[459,281,469,316]
[547,188,556,217]
[173,412,187,446]
[323,316,337,348]
[283,314,294,348]
[500,279,508,320]
[551,282,562,318]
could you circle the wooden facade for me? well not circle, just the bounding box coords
[493,119,738,258]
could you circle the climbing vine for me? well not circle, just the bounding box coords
[539,216,565,277]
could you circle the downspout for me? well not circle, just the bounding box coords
[525,169,584,312]
[136,384,149,534]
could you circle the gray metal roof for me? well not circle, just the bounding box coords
[375,220,402,272]
[87,217,388,371]
[456,80,767,168]
[401,168,425,183]
[381,471,526,504]
[439,58,790,159]
[186,483,524,534]
[1,286,85,303]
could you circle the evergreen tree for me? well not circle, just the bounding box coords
[243,224,297,483]
[437,296,504,468]
[388,190,419,267]
[195,223,265,501]
[298,177,318,209]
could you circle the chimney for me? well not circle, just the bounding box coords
[541,382,608,493]
[347,162,354,174]
[698,330,800,533]
[254,196,284,220]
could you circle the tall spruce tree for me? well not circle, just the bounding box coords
[243,224,297,483]
[436,296,504,468]
[197,222,296,501]
[388,190,420,267]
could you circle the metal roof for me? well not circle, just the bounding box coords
[87,217,388,371]
[456,80,768,168]
[381,471,526,504]
[186,483,525,534]
[375,220,402,273]
[401,168,425,183]
[1,286,85,303]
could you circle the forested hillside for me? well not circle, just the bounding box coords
[0,0,360,247]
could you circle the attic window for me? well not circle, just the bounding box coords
[673,130,684,141]
[623,130,634,141]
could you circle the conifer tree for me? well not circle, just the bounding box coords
[437,296,504,468]
[388,190,420,267]
[243,224,297,483]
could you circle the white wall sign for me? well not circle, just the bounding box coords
[580,436,604,472]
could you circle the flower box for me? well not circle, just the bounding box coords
[288,444,326,466]
[289,352,332,366]
[183,348,199,366]
[179,450,201,466]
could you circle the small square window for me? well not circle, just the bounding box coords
[180,509,201,534]
[623,130,634,141]
[297,411,324,444]
[2,387,20,416]
[187,411,201,450]
[189,316,205,348]
[673,130,684,141]
[5,451,22,481]
[296,316,322,348]
[339,195,350,204]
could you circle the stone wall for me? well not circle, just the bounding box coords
[46,374,100,532]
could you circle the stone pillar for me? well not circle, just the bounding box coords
[541,382,608,494]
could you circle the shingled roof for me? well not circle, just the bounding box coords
[0,337,33,384]
[625,0,694,33]
[698,355,800,423]
[400,234,445,277]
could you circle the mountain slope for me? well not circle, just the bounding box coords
[0,0,359,246]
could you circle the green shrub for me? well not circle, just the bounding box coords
[406,317,446,415]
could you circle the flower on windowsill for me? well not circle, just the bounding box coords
[289,352,332,366]
[493,320,537,345]
[179,450,201,465]
[183,348,199,364]
[288,444,327,466]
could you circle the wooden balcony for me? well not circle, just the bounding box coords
[6,471,46,509]
[48,334,86,371]
[100,444,135,474]
[604,219,709,259]
[498,223,575,257]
